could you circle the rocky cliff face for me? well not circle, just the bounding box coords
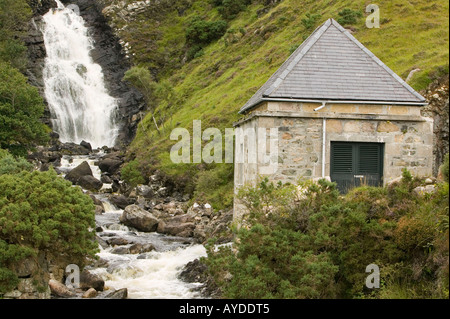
[25,0,56,127]
[25,0,146,147]
[421,75,449,176]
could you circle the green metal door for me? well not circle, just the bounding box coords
[330,142,384,193]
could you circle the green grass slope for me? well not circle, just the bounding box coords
[110,0,449,210]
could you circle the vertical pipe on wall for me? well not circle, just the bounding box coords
[322,116,326,178]
[313,101,327,178]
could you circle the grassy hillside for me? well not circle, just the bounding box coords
[106,0,449,209]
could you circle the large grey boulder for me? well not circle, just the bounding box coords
[105,288,128,299]
[109,194,132,209]
[48,279,76,298]
[97,158,123,175]
[64,161,103,191]
[80,269,105,291]
[77,175,103,192]
[157,214,196,237]
[64,161,92,183]
[120,205,159,232]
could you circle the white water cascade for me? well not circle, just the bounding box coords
[91,204,208,299]
[57,155,208,299]
[42,0,119,148]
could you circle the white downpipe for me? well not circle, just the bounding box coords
[322,117,326,178]
[314,101,327,111]
[314,101,327,178]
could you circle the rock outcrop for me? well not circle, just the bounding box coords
[79,269,105,291]
[48,279,76,298]
[119,204,159,232]
[64,161,103,191]
[421,75,449,176]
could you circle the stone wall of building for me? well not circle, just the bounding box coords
[233,101,434,221]
[325,118,433,183]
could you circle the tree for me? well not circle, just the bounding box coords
[0,62,49,155]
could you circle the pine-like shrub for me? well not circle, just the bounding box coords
[0,167,98,293]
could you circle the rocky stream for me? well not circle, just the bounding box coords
[26,141,232,299]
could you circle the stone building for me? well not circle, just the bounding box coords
[233,18,433,220]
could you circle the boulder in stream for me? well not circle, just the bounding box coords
[64,161,103,191]
[80,269,105,291]
[157,214,196,237]
[80,140,92,152]
[48,279,76,298]
[97,158,123,175]
[64,161,92,183]
[77,175,103,192]
[119,204,159,232]
[109,194,132,209]
[105,288,128,299]
[129,243,155,254]
[82,287,98,298]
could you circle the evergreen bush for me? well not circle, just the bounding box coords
[205,170,449,298]
[0,164,98,294]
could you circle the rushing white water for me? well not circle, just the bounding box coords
[94,240,207,299]
[59,155,208,299]
[42,1,119,148]
[92,206,207,299]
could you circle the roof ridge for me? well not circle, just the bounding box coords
[262,19,332,97]
[329,19,426,102]
[239,18,426,114]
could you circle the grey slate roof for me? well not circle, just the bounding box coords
[239,18,426,114]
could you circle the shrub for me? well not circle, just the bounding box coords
[121,159,146,187]
[193,163,234,210]
[336,8,363,26]
[395,215,436,251]
[301,12,321,30]
[345,186,391,220]
[213,0,251,20]
[206,172,449,298]
[186,44,204,61]
[0,168,98,293]
[184,16,227,61]
[236,177,297,226]
[185,16,227,46]
[0,148,33,175]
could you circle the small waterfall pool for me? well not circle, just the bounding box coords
[59,154,207,299]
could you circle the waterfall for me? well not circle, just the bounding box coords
[42,0,119,148]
